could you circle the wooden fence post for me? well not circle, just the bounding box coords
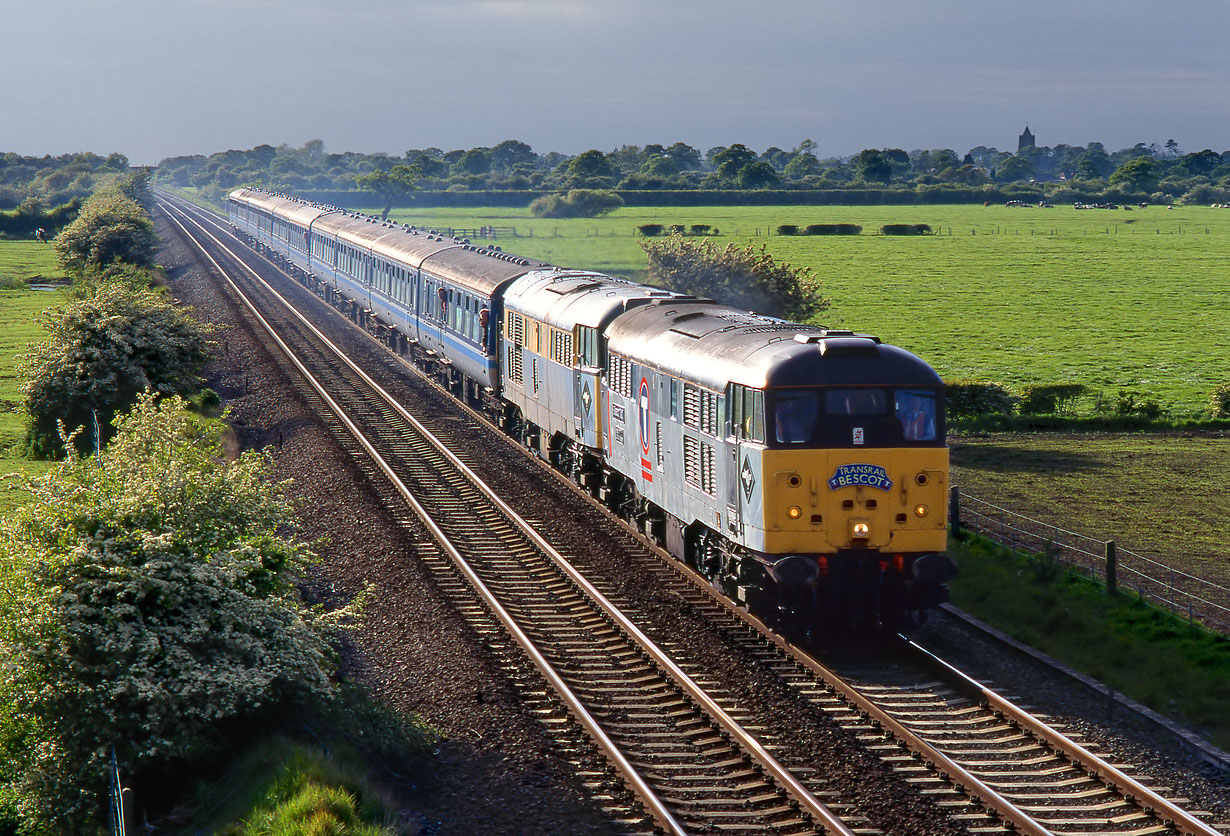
[1105,540,1117,594]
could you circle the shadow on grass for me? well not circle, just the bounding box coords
[950,442,1106,474]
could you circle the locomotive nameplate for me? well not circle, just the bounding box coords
[828,464,892,491]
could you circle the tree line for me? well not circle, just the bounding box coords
[152,137,1230,207]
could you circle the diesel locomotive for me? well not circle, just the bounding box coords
[227,188,954,632]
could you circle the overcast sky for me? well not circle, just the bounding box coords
[5,0,1229,165]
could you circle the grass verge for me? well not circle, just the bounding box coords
[949,534,1230,751]
[170,736,407,836]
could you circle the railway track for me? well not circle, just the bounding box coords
[157,192,1227,836]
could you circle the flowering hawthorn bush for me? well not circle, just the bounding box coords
[19,279,210,457]
[0,395,339,832]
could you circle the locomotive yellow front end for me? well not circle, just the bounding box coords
[738,337,955,632]
[762,446,949,559]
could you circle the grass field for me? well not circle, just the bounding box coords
[0,241,63,508]
[949,432,1230,594]
[381,203,1230,416]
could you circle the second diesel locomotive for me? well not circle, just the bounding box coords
[227,188,954,631]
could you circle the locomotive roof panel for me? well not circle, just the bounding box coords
[506,269,690,330]
[605,300,942,391]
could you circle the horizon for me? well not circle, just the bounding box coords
[2,1,1226,167]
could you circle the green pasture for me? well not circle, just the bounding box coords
[0,239,63,286]
[382,203,1230,416]
[0,241,62,508]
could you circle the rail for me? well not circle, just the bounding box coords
[951,487,1230,635]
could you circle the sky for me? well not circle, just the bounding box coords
[5,0,1229,166]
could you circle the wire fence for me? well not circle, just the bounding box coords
[952,488,1230,636]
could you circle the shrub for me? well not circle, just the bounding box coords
[669,223,685,234]
[529,188,623,218]
[776,224,799,236]
[804,223,862,235]
[880,223,932,235]
[690,224,711,235]
[19,280,212,457]
[1018,384,1087,415]
[945,380,1015,417]
[1209,383,1230,418]
[638,223,665,236]
[640,234,830,322]
[0,395,340,831]
[1092,389,1165,420]
[52,186,156,276]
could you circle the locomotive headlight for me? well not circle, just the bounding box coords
[787,506,802,519]
[852,521,870,538]
[914,504,929,518]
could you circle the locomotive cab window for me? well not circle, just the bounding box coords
[772,391,819,444]
[729,384,765,443]
[825,388,888,416]
[896,389,938,441]
[577,326,602,369]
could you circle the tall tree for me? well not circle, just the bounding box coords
[354,163,420,219]
[1109,156,1159,192]
[854,149,891,183]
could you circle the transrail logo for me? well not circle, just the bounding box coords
[827,464,892,491]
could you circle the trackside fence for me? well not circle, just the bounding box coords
[951,487,1230,636]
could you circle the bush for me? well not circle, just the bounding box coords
[1018,384,1087,415]
[1210,383,1230,418]
[1091,389,1165,420]
[19,279,212,457]
[0,198,81,238]
[638,223,665,236]
[881,223,932,235]
[690,224,711,235]
[528,188,623,218]
[0,395,341,831]
[52,185,156,276]
[640,234,829,322]
[804,223,862,235]
[776,224,799,235]
[945,380,1015,417]
[669,223,686,234]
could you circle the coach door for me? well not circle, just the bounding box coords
[574,326,603,451]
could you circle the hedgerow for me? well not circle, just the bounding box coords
[944,380,1016,416]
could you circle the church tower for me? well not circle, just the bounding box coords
[1018,125,1036,153]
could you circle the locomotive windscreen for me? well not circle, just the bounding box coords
[768,386,941,447]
